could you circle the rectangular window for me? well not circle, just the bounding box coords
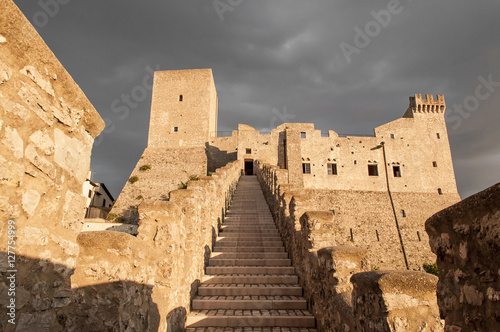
[438,188,443,195]
[302,163,311,174]
[88,190,92,198]
[368,164,378,176]
[433,161,438,167]
[393,166,401,177]
[436,133,440,139]
[390,134,395,139]
[300,132,306,138]
[103,199,106,207]
[179,95,183,101]
[174,127,178,132]
[327,163,337,175]
[400,209,406,217]
[246,148,251,154]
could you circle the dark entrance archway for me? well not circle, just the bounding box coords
[244,160,254,175]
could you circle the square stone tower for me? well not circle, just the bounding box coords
[148,68,218,148]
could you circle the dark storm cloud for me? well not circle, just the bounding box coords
[12,0,500,198]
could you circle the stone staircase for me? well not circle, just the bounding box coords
[186,176,317,331]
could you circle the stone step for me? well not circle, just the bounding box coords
[211,252,288,259]
[221,224,276,226]
[220,229,280,234]
[192,296,307,310]
[224,217,274,222]
[209,259,291,266]
[206,266,294,275]
[217,234,281,239]
[198,285,302,296]
[221,225,277,228]
[220,229,279,234]
[213,247,285,253]
[215,241,284,247]
[186,310,315,328]
[216,237,283,247]
[201,274,298,284]
[186,328,318,332]
[220,227,276,231]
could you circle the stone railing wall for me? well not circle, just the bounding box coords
[426,182,500,331]
[351,271,442,331]
[72,160,241,331]
[0,1,104,331]
[256,160,443,331]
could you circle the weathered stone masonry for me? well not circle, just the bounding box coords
[426,182,500,331]
[0,1,104,330]
[255,162,444,331]
[73,161,241,331]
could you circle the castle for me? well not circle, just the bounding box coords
[4,1,498,330]
[112,68,460,270]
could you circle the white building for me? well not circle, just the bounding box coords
[83,170,115,219]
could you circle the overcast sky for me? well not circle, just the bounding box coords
[13,0,500,199]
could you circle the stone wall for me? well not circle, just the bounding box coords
[426,182,500,331]
[257,162,458,271]
[256,161,443,331]
[208,135,237,173]
[111,146,208,223]
[0,1,104,330]
[72,161,241,331]
[351,271,443,331]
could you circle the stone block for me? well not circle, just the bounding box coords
[351,270,442,331]
[426,182,500,331]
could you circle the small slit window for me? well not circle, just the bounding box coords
[103,199,106,207]
[433,161,438,167]
[393,166,401,177]
[438,188,443,195]
[327,163,338,175]
[173,127,178,132]
[300,132,306,138]
[179,95,183,101]
[436,133,440,139]
[88,190,92,198]
[400,209,406,218]
[368,164,379,176]
[302,163,311,174]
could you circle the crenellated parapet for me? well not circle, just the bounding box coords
[406,93,446,115]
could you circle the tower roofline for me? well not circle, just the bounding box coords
[404,93,446,117]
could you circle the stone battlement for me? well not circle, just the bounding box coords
[407,93,446,114]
